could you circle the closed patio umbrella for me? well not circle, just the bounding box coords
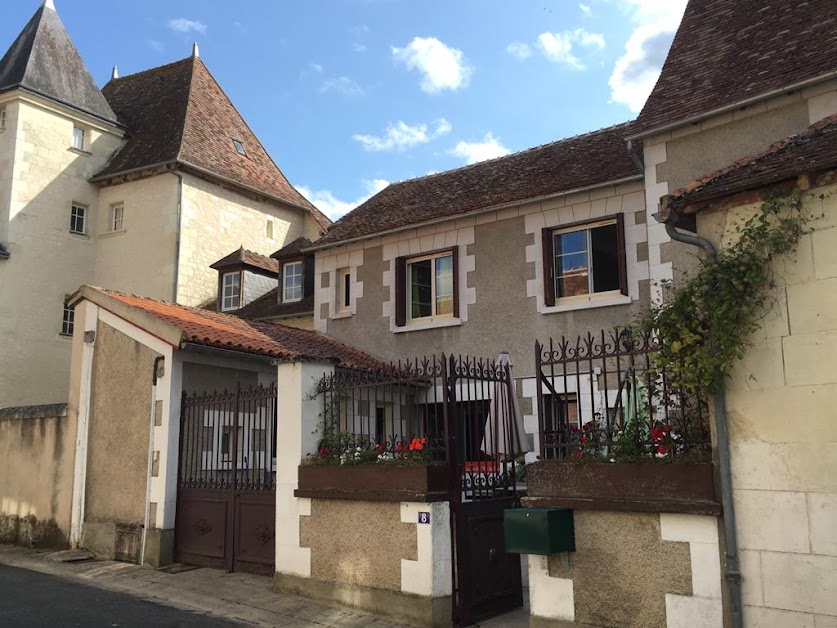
[481,352,527,460]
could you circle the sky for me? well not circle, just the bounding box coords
[2,0,687,220]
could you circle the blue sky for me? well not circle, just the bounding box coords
[3,1,686,219]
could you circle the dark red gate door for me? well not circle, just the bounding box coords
[174,384,277,574]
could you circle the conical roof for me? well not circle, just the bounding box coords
[96,56,329,230]
[0,2,117,124]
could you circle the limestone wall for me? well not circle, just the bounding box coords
[0,403,73,547]
[0,94,123,407]
[696,182,837,626]
[177,173,309,307]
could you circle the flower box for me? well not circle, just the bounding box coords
[295,463,450,503]
[523,460,720,515]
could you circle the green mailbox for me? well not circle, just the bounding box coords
[503,508,575,555]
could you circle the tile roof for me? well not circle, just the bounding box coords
[236,289,314,321]
[0,4,117,123]
[93,288,382,370]
[664,114,837,216]
[210,247,278,274]
[631,0,837,138]
[271,236,312,260]
[94,56,330,230]
[314,121,640,248]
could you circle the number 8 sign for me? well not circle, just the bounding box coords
[418,511,430,524]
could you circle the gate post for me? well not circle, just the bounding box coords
[274,359,335,582]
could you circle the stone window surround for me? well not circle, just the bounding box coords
[315,248,364,330]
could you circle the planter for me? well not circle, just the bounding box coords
[523,461,720,515]
[295,463,450,502]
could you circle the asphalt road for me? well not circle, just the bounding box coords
[0,564,239,627]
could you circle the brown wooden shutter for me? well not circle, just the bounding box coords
[542,228,556,306]
[395,256,407,327]
[451,247,460,318]
[303,254,315,298]
[616,212,628,296]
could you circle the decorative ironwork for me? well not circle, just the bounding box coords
[194,518,212,536]
[535,327,710,461]
[255,523,273,545]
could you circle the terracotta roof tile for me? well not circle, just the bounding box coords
[95,57,330,230]
[236,289,314,321]
[100,289,382,370]
[632,0,837,137]
[665,114,837,213]
[315,122,640,247]
[271,236,312,260]
[210,247,279,274]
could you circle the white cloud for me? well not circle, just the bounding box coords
[352,42,367,53]
[449,133,510,165]
[579,3,592,16]
[319,76,364,96]
[506,42,532,60]
[608,0,687,112]
[310,63,324,74]
[392,37,473,93]
[297,179,390,221]
[167,18,207,34]
[146,39,164,53]
[353,119,452,152]
[537,28,605,70]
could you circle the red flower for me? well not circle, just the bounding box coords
[375,444,384,454]
[657,445,668,455]
[574,450,582,458]
[319,447,330,456]
[396,442,404,453]
[580,435,588,443]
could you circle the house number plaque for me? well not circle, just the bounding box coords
[418,512,431,524]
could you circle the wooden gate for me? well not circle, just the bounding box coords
[174,383,277,575]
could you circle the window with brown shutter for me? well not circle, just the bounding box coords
[543,214,628,305]
[395,248,459,327]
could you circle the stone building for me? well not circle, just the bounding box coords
[0,1,327,407]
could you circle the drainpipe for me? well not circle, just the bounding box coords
[171,172,184,303]
[657,209,743,628]
[141,356,165,567]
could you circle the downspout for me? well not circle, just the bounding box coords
[171,172,184,303]
[657,208,743,628]
[141,356,165,566]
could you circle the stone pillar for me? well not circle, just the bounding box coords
[274,360,334,578]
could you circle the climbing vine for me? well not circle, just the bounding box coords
[639,188,805,394]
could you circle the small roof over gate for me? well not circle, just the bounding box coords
[69,286,383,370]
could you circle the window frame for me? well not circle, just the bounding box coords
[336,267,351,313]
[0,108,6,130]
[233,139,246,156]
[72,126,85,151]
[110,203,124,232]
[69,203,87,235]
[61,299,75,336]
[542,213,627,307]
[265,219,274,240]
[283,260,304,303]
[220,271,242,311]
[395,247,459,327]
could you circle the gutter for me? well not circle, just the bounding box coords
[627,70,837,142]
[655,206,743,628]
[304,173,645,253]
[179,341,277,364]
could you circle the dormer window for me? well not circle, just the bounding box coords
[72,126,85,150]
[221,272,241,311]
[283,261,303,303]
[233,139,246,156]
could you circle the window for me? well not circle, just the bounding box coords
[395,249,458,326]
[69,204,86,235]
[266,219,274,239]
[72,126,85,150]
[110,204,124,231]
[233,139,246,156]
[0,108,6,130]
[283,261,303,302]
[221,272,241,311]
[543,215,626,306]
[61,299,74,336]
[337,268,351,312]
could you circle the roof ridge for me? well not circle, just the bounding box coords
[106,56,193,85]
[385,120,636,188]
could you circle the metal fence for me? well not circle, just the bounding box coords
[177,383,278,491]
[317,354,524,501]
[535,328,711,462]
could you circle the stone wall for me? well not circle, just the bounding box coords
[0,403,73,547]
[697,181,837,626]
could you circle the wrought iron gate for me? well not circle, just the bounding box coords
[174,383,277,575]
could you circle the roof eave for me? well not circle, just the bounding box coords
[627,70,837,142]
[305,172,644,253]
[1,84,124,129]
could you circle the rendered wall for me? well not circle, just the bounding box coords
[177,173,308,307]
[0,404,72,547]
[697,181,837,626]
[0,95,123,407]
